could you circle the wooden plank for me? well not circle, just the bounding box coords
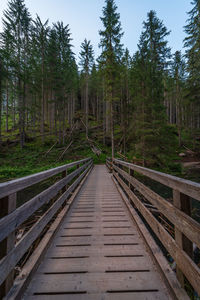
[114,158,200,201]
[0,158,91,199]
[0,161,91,243]
[0,193,16,299]
[4,162,93,300]
[113,170,200,296]
[0,164,92,287]
[25,295,103,300]
[113,174,189,300]
[113,164,200,249]
[23,292,169,300]
[38,256,153,273]
[22,166,173,299]
[54,236,141,246]
[58,228,138,236]
[47,247,148,258]
[25,272,169,294]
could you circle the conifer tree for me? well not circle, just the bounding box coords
[184,0,200,134]
[0,27,14,132]
[79,39,94,137]
[2,0,31,147]
[120,48,131,153]
[131,11,176,167]
[171,51,186,146]
[53,22,75,144]
[0,50,4,143]
[99,0,124,159]
[32,15,49,142]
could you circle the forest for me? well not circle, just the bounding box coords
[0,0,200,181]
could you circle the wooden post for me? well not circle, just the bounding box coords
[173,190,193,288]
[0,193,16,298]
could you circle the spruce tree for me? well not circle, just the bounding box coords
[120,48,131,154]
[2,0,31,147]
[52,22,74,144]
[99,0,124,159]
[131,11,177,168]
[0,50,4,143]
[184,0,200,137]
[31,15,49,142]
[171,51,186,146]
[79,39,94,137]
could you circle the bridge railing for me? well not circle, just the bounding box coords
[0,157,93,298]
[106,157,200,295]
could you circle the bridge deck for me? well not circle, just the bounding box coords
[23,165,172,300]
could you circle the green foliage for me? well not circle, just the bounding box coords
[79,39,94,74]
[128,11,179,167]
[0,129,110,181]
[183,0,200,141]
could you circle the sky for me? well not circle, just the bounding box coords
[0,0,192,61]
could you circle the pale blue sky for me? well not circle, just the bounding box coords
[0,0,192,60]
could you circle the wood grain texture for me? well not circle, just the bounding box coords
[113,164,200,249]
[0,193,16,298]
[113,170,200,296]
[0,161,91,243]
[23,166,173,300]
[112,175,189,300]
[0,158,91,199]
[0,163,92,287]
[4,164,93,300]
[114,158,200,201]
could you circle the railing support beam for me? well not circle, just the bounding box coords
[0,193,16,298]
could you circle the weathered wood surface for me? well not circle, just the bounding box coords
[113,164,200,249]
[0,158,90,199]
[5,164,93,300]
[22,166,181,300]
[173,190,193,287]
[113,169,199,296]
[0,193,16,298]
[0,163,92,288]
[114,158,200,201]
[0,161,91,243]
[112,175,189,300]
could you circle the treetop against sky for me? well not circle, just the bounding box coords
[0,0,192,59]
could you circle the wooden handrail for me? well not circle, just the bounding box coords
[0,157,91,199]
[0,158,93,298]
[114,159,200,201]
[114,158,200,201]
[111,158,200,296]
[0,161,91,243]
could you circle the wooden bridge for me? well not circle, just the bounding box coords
[0,158,200,299]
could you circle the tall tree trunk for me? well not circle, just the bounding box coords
[6,79,9,132]
[0,61,2,144]
[106,100,110,134]
[41,58,45,144]
[111,100,114,160]
[85,75,89,138]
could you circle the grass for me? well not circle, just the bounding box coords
[0,131,111,181]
